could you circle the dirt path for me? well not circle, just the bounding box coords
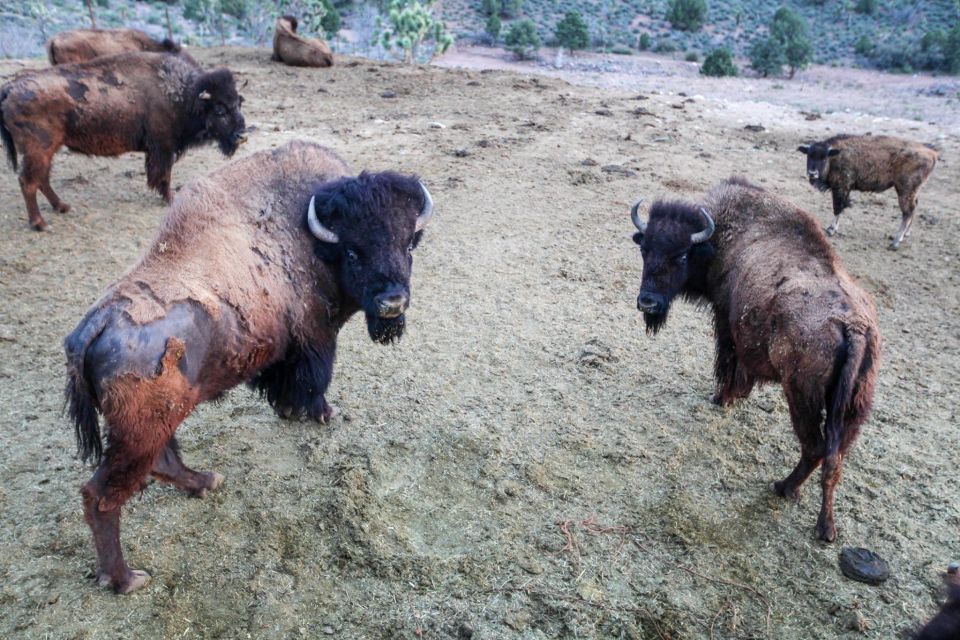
[0,47,957,639]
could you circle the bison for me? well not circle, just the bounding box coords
[47,28,182,65]
[272,15,335,68]
[64,140,434,593]
[0,52,245,230]
[797,134,938,250]
[914,563,960,640]
[630,177,880,542]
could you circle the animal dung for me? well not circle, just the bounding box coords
[839,547,890,585]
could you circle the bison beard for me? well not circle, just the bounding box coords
[643,309,669,335]
[368,314,405,344]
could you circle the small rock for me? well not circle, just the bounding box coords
[322,625,335,635]
[580,158,599,166]
[518,557,544,575]
[839,547,890,585]
[380,91,397,99]
[744,124,766,132]
[601,164,636,177]
[451,148,470,158]
[429,122,446,129]
[595,109,613,116]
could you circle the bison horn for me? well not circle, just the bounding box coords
[630,199,647,234]
[198,90,212,100]
[415,181,434,232]
[307,195,339,243]
[690,207,715,244]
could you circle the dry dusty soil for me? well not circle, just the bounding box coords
[0,47,958,639]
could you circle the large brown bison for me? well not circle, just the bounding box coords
[64,140,434,593]
[0,52,245,230]
[914,563,960,640]
[272,15,334,67]
[630,177,880,542]
[47,28,182,65]
[797,134,938,250]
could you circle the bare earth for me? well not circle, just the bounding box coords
[0,46,958,639]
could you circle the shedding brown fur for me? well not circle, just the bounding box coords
[47,28,182,65]
[271,16,334,67]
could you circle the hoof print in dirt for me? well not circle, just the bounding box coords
[839,547,890,585]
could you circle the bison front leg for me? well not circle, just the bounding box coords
[145,148,174,203]
[151,436,225,498]
[889,185,920,250]
[826,188,850,237]
[711,319,753,406]
[254,340,338,424]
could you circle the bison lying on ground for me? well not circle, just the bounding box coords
[631,177,880,542]
[65,140,434,593]
[272,15,334,67]
[47,28,182,65]
[0,52,245,230]
[914,563,960,640]
[798,134,938,250]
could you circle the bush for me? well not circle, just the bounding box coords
[377,0,453,64]
[653,38,677,53]
[700,47,737,76]
[684,51,698,61]
[637,32,651,50]
[500,0,522,18]
[854,34,873,56]
[854,0,876,15]
[481,0,499,16]
[505,19,540,59]
[666,0,707,32]
[749,37,785,76]
[554,11,589,51]
[610,43,633,55]
[771,6,812,77]
[485,13,501,42]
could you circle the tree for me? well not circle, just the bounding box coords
[555,11,589,52]
[945,22,960,73]
[700,47,737,76]
[377,0,453,64]
[666,0,707,32]
[637,32,652,50]
[854,34,873,56]
[500,0,523,18]
[771,6,812,78]
[505,19,540,59]
[854,0,876,15]
[485,13,501,43]
[749,37,785,76]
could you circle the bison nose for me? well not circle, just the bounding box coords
[637,293,660,313]
[808,170,819,178]
[375,292,408,318]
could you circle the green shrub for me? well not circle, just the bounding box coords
[771,6,812,77]
[377,0,453,64]
[854,0,876,15]
[500,0,522,18]
[749,37,785,76]
[481,0,499,16]
[555,11,589,51]
[610,43,633,55]
[700,47,737,76]
[485,13,501,42]
[666,0,707,32]
[684,51,698,61]
[505,19,540,59]
[637,32,652,50]
[653,38,677,53]
[854,34,873,56]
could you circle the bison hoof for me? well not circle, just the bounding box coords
[54,202,71,213]
[317,403,339,425]
[711,393,734,407]
[30,219,49,232]
[887,241,900,251]
[98,568,151,594]
[770,480,801,502]
[825,226,837,237]
[191,472,225,498]
[816,520,838,543]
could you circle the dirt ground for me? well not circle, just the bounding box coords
[0,46,957,640]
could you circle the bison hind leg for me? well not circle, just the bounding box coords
[250,341,337,424]
[151,436,225,498]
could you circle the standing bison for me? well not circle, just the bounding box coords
[47,28,182,65]
[0,52,245,230]
[631,177,880,542]
[272,16,335,67]
[798,134,938,250]
[65,140,434,593]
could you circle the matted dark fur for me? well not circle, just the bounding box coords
[47,28,183,65]
[913,566,960,640]
[797,134,938,249]
[0,52,245,230]
[63,140,432,594]
[631,177,880,543]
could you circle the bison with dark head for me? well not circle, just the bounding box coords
[631,177,880,542]
[47,28,184,65]
[797,134,938,249]
[64,141,434,593]
[0,52,245,230]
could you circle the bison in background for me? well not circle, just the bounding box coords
[64,140,434,593]
[630,177,880,542]
[272,16,334,67]
[914,563,960,640]
[0,52,245,230]
[797,134,938,250]
[47,28,183,65]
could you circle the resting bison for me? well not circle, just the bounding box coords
[272,15,334,67]
[914,563,960,640]
[798,134,938,250]
[65,140,434,593]
[630,177,880,542]
[0,52,245,230]
[47,28,182,65]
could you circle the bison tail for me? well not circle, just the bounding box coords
[0,87,16,172]
[824,329,871,456]
[64,307,111,465]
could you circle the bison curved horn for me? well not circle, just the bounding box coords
[415,181,434,232]
[630,199,647,234]
[307,195,339,243]
[690,207,715,244]
[198,90,212,100]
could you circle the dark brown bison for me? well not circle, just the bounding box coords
[630,177,880,542]
[47,28,182,65]
[797,134,938,250]
[64,140,434,593]
[914,563,960,640]
[0,52,246,231]
[272,15,334,67]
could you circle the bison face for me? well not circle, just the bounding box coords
[196,70,247,156]
[798,143,840,192]
[631,200,716,334]
[308,172,434,344]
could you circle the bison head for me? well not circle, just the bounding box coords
[194,69,246,156]
[631,199,716,334]
[798,142,840,192]
[307,172,434,344]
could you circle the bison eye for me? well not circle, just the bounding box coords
[345,248,359,263]
[407,241,414,254]
[675,254,688,265]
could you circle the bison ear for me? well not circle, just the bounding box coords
[632,231,644,245]
[797,145,810,154]
[827,148,841,157]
